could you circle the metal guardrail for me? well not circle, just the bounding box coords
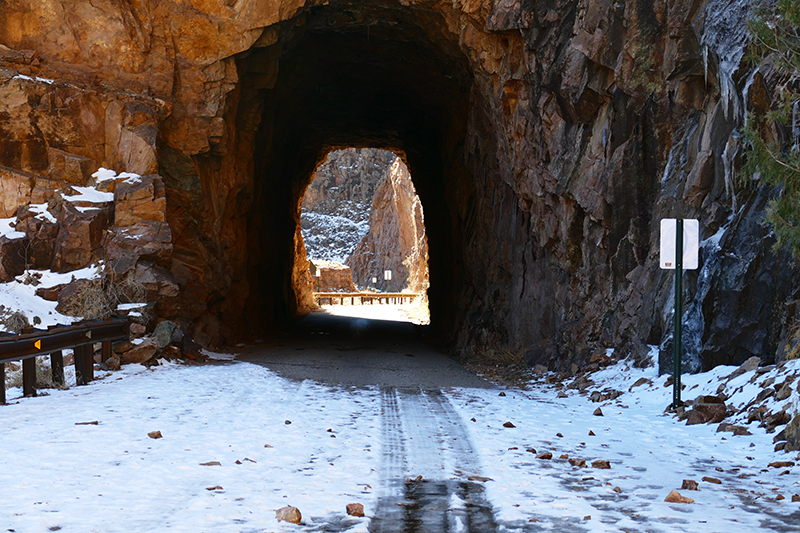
[314,292,420,305]
[0,318,130,404]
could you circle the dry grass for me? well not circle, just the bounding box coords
[0,308,30,333]
[60,269,149,322]
[3,356,66,390]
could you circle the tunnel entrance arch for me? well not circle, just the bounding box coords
[158,0,565,368]
[227,2,473,341]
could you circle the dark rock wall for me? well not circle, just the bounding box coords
[1,0,797,371]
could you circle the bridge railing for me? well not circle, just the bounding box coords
[0,318,130,404]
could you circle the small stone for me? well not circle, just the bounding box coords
[499,392,507,396]
[569,458,586,467]
[147,430,162,439]
[206,486,223,491]
[467,475,493,482]
[503,422,516,428]
[792,494,800,502]
[588,430,596,436]
[702,476,722,484]
[681,479,699,490]
[106,355,121,371]
[276,505,302,524]
[776,494,785,501]
[630,377,652,390]
[526,448,537,453]
[583,515,591,520]
[768,461,795,468]
[536,452,553,460]
[593,408,603,416]
[665,490,694,504]
[559,454,569,459]
[346,503,365,517]
[556,433,563,437]
[613,486,622,493]
[285,420,292,425]
[776,384,792,401]
[557,391,568,398]
[200,461,221,466]
[591,460,611,469]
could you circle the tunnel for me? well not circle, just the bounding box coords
[159,0,498,350]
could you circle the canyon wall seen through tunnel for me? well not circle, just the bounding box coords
[0,0,798,372]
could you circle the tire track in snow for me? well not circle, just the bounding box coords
[370,387,497,533]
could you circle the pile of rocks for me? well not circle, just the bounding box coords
[0,167,179,322]
[108,319,204,370]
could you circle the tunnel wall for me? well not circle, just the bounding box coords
[1,0,798,370]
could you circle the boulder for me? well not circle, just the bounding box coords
[51,203,111,272]
[152,320,177,348]
[686,396,727,425]
[104,221,173,273]
[119,339,159,365]
[665,490,694,504]
[0,234,30,282]
[346,503,365,517]
[134,262,180,317]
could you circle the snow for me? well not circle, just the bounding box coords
[29,202,57,224]
[13,74,54,84]
[2,327,798,530]
[0,265,101,332]
[91,168,117,183]
[0,216,25,239]
[301,210,370,263]
[62,186,114,204]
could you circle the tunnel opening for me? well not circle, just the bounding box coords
[162,0,476,346]
[299,147,430,323]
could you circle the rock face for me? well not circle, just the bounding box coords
[347,158,429,293]
[310,260,357,292]
[0,0,797,370]
[301,148,394,263]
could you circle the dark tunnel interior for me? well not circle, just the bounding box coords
[234,1,477,339]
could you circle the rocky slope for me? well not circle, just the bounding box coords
[301,148,394,263]
[347,157,429,293]
[0,0,796,376]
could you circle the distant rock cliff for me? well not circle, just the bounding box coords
[347,158,429,293]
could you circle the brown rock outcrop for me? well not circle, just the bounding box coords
[310,260,357,292]
[0,0,795,369]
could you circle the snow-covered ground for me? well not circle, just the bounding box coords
[301,211,369,264]
[2,309,799,531]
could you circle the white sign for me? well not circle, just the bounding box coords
[660,219,699,270]
[384,270,392,281]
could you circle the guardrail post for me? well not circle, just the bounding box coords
[22,358,36,397]
[1,363,6,404]
[51,350,64,387]
[75,345,90,386]
[101,341,112,363]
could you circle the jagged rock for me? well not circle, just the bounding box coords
[51,203,111,272]
[47,148,94,185]
[0,234,29,282]
[310,260,356,292]
[104,221,172,274]
[134,262,180,318]
[0,165,34,217]
[275,506,302,524]
[119,339,159,365]
[346,157,428,293]
[784,414,800,452]
[114,174,167,227]
[686,396,727,425]
[591,460,611,469]
[152,320,177,348]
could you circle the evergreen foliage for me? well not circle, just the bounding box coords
[743,0,800,256]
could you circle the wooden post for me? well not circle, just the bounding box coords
[75,345,92,386]
[0,363,6,404]
[22,357,36,397]
[101,341,112,363]
[51,350,64,387]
